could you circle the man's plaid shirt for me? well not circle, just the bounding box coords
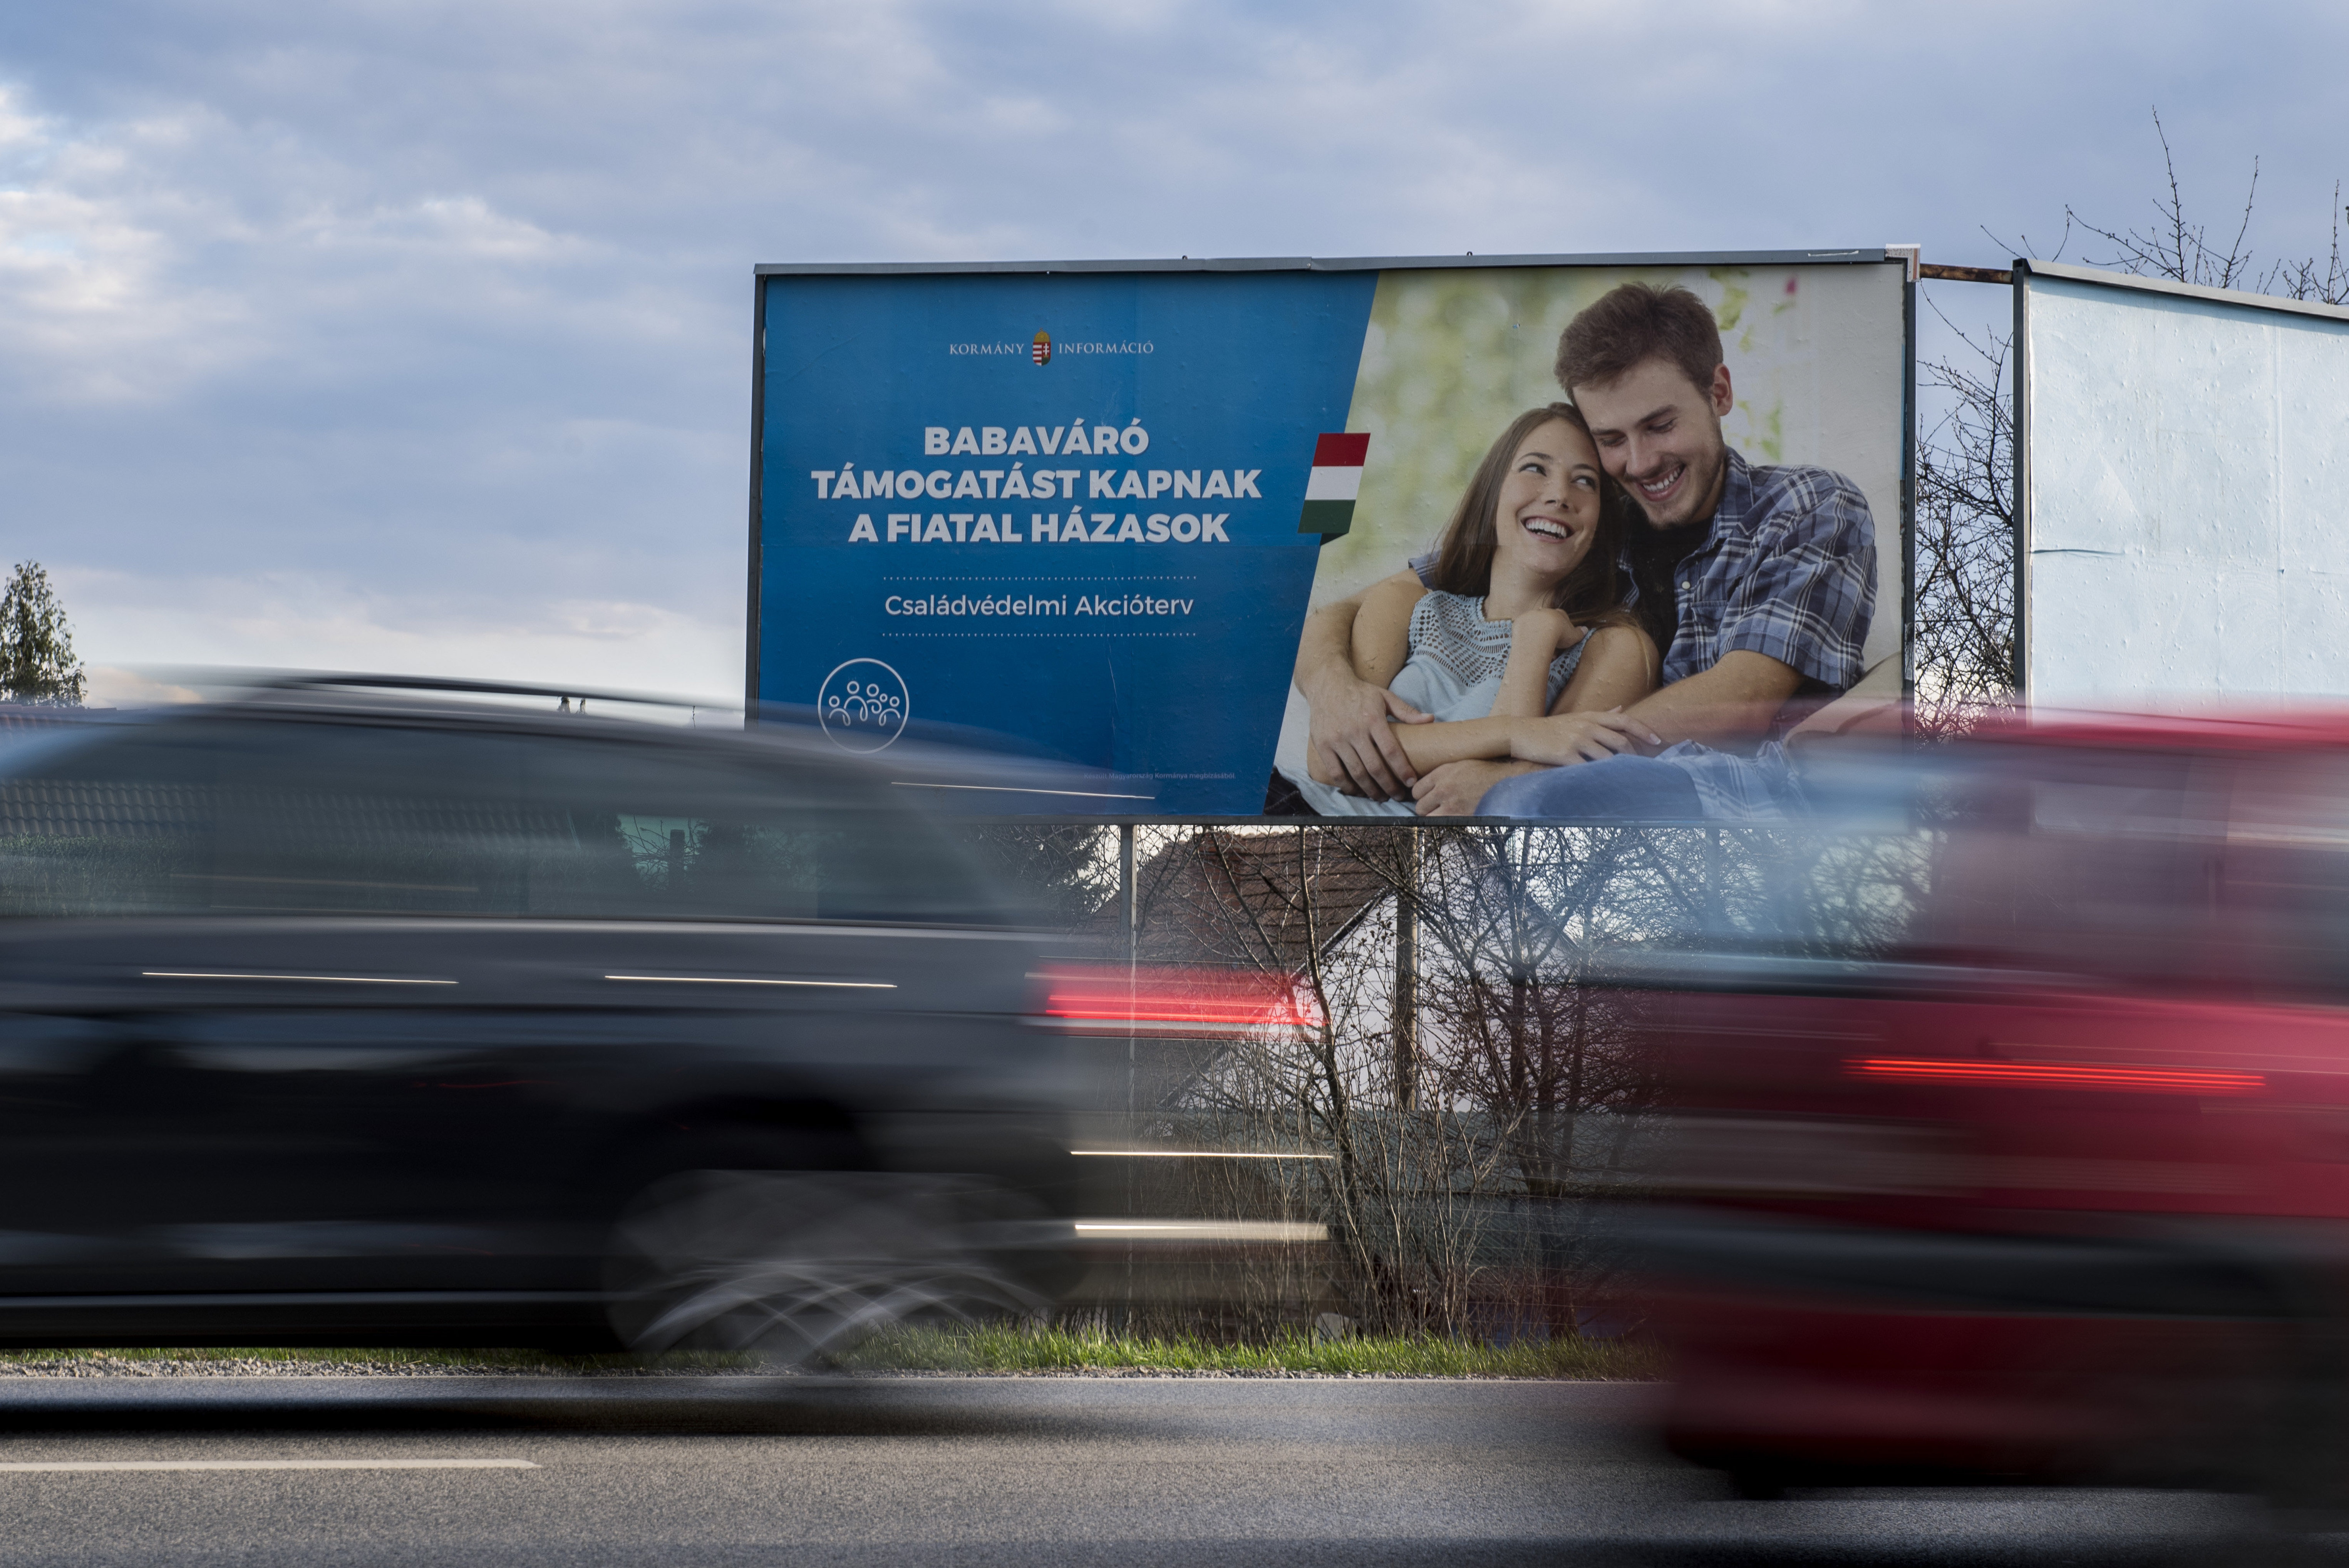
[1640,448,1875,692]
[1637,449,1876,819]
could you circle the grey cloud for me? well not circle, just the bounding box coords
[0,0,2341,696]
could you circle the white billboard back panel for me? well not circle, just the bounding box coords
[2021,263,2349,703]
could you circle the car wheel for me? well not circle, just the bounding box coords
[603,1161,1052,1365]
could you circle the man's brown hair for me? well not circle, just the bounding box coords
[1425,403,1632,630]
[1555,282,1724,397]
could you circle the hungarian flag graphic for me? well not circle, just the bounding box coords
[1298,432,1369,540]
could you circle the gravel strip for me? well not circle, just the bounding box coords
[0,1357,746,1378]
[0,1357,1607,1380]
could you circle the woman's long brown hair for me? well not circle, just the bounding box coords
[1422,403,1632,630]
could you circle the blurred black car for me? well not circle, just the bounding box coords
[0,677,1081,1358]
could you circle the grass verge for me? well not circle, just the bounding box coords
[833,1324,1659,1378]
[0,1329,1660,1379]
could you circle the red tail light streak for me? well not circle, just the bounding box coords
[1844,1057,2267,1096]
[1039,966,1325,1035]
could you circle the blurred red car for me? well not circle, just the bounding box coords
[1623,708,2349,1500]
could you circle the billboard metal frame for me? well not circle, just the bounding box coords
[748,246,1916,734]
[2009,258,2349,698]
[751,248,1899,281]
[2011,262,2033,695]
[1901,260,1918,699]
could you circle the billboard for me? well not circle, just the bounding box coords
[2016,260,2349,703]
[752,253,1908,815]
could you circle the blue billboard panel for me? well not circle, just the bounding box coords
[754,258,1908,817]
[756,269,1376,815]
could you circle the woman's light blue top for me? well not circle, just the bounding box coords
[1281,590,1590,818]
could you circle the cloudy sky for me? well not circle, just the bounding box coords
[2,0,2341,707]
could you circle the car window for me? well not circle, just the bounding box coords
[2018,755,2225,986]
[519,737,1001,924]
[2214,753,2349,1001]
[1656,744,2227,982]
[0,720,1002,925]
[0,723,218,915]
[1912,745,2229,989]
[0,718,537,917]
[0,718,1000,925]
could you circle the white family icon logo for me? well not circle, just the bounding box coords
[818,659,909,753]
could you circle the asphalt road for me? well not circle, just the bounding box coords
[0,1374,2315,1567]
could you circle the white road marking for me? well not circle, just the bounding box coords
[888,781,1155,799]
[141,972,458,986]
[1071,1149,1335,1160]
[0,1459,538,1473]
[1074,1220,1329,1242]
[603,974,895,988]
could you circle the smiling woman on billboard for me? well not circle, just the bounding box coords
[1265,402,1657,818]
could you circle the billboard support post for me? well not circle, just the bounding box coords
[1120,821,1137,1331]
[1394,833,1419,1113]
[1121,822,1138,1117]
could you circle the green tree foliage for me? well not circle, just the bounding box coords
[0,562,86,706]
